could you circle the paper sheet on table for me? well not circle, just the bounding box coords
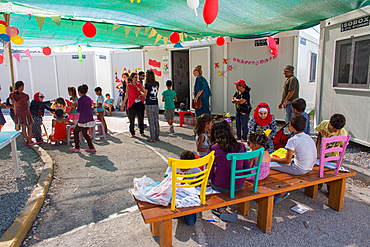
[314,159,349,172]
[175,187,201,208]
[195,186,221,195]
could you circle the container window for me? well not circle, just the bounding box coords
[309,52,317,83]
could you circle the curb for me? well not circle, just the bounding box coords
[0,145,54,247]
[342,160,370,185]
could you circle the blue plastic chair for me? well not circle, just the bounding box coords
[226,148,264,198]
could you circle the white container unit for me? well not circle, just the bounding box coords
[315,6,370,147]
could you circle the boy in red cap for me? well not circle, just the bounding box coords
[30,92,55,144]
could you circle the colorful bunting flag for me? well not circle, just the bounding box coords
[134,27,141,37]
[197,38,202,45]
[144,27,151,35]
[184,33,188,39]
[148,28,157,38]
[154,34,162,45]
[35,16,46,31]
[124,26,132,38]
[163,37,168,47]
[51,16,61,27]
[58,47,64,52]
[112,24,121,31]
[13,53,20,63]
[209,37,215,44]
[179,33,184,43]
[23,49,32,59]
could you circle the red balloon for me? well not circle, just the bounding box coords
[216,36,225,46]
[82,22,96,38]
[0,54,3,64]
[170,32,180,44]
[0,20,6,27]
[203,0,219,26]
[43,47,52,56]
[271,48,278,57]
[268,36,276,50]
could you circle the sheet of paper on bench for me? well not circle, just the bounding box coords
[175,188,201,208]
[314,159,349,172]
[291,204,309,214]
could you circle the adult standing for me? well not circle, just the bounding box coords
[144,70,160,142]
[120,73,129,112]
[193,65,212,117]
[115,78,124,111]
[231,80,251,142]
[123,73,146,138]
[138,71,146,128]
[279,65,299,124]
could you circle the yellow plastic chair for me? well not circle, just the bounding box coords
[168,151,215,211]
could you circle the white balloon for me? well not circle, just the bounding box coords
[187,0,199,16]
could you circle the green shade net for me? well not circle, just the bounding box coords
[1,0,369,48]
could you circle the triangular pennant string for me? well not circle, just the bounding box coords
[124,26,132,38]
[23,49,32,59]
[58,46,64,52]
[184,33,188,39]
[154,34,162,45]
[148,28,157,38]
[134,27,141,37]
[112,24,121,31]
[209,37,215,44]
[179,33,184,43]
[35,16,46,31]
[197,38,202,45]
[144,27,151,35]
[163,37,168,47]
[13,53,20,63]
[51,16,61,26]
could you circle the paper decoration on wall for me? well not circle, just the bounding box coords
[115,68,121,82]
[13,53,20,63]
[23,49,32,59]
[149,59,161,68]
[223,58,228,64]
[218,71,221,77]
[83,22,96,38]
[35,16,46,31]
[228,65,233,71]
[218,64,233,79]
[203,0,219,26]
[150,68,162,77]
[113,24,121,31]
[164,64,169,71]
[214,62,219,69]
[233,55,277,66]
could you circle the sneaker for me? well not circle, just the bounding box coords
[37,140,44,144]
[85,148,96,152]
[69,147,80,152]
[170,126,174,133]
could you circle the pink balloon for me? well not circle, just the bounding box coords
[6,26,19,37]
[268,36,276,50]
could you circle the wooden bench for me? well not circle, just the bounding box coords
[134,166,356,247]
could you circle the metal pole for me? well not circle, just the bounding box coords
[3,13,19,130]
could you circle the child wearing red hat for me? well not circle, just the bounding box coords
[232,79,251,142]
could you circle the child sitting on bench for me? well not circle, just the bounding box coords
[270,114,317,203]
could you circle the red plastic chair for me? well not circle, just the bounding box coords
[318,135,351,178]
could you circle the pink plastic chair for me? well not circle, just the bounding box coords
[319,135,351,178]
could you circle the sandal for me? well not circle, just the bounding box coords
[147,139,154,142]
[211,208,238,222]
[141,133,146,137]
[274,193,290,205]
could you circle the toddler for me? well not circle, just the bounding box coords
[94,87,108,133]
[49,109,73,145]
[161,80,177,133]
[195,113,213,158]
[246,131,271,181]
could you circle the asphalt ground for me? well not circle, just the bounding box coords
[2,114,370,246]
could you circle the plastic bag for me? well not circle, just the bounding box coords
[129,175,173,207]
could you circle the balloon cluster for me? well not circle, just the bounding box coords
[268,37,278,56]
[0,20,23,45]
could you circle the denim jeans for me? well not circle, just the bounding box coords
[285,104,293,124]
[183,213,197,226]
[235,112,249,140]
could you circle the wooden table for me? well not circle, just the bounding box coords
[174,110,194,127]
[0,131,21,178]
[134,166,356,247]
